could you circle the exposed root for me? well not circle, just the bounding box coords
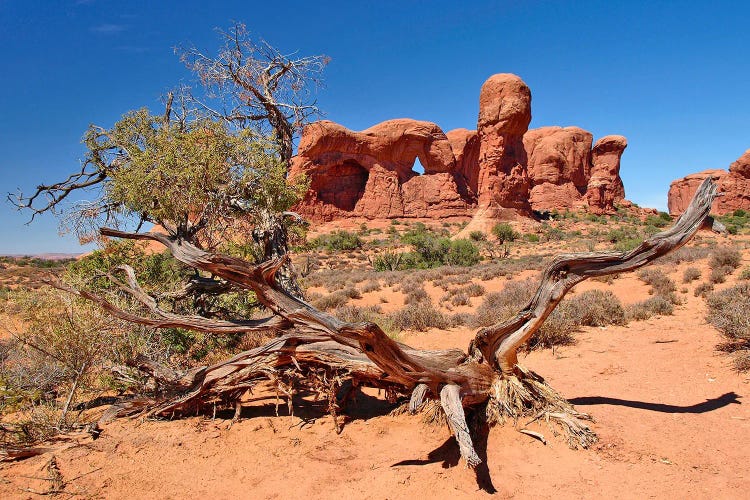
[486,365,597,449]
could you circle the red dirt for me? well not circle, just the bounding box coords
[2,252,749,499]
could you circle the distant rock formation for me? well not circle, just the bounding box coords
[290,73,628,220]
[288,119,473,220]
[668,149,750,215]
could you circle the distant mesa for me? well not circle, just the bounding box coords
[289,73,628,221]
[668,149,750,215]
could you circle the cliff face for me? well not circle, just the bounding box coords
[668,150,750,216]
[290,73,628,220]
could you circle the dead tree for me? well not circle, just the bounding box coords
[61,179,717,468]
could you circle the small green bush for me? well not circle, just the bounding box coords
[492,223,519,243]
[309,230,362,252]
[469,230,486,241]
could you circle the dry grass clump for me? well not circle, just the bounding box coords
[310,291,350,311]
[389,303,448,332]
[739,268,750,280]
[625,296,674,321]
[682,267,702,283]
[471,280,536,328]
[450,293,471,306]
[709,247,742,271]
[565,290,626,327]
[360,280,381,293]
[331,305,398,338]
[694,282,715,297]
[705,283,750,371]
[637,268,677,297]
[709,266,734,284]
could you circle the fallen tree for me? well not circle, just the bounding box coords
[53,178,718,468]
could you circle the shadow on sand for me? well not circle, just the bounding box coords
[569,392,741,414]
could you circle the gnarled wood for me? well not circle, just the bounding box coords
[66,177,719,466]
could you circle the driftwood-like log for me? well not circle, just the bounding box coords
[69,178,716,468]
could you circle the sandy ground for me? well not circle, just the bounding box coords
[2,248,749,499]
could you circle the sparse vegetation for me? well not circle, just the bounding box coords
[706,283,750,371]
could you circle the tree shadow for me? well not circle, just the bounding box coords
[569,392,741,414]
[391,413,497,494]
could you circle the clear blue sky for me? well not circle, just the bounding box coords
[1,0,748,254]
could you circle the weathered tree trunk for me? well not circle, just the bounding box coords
[71,178,717,468]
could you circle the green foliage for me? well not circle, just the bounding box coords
[523,233,540,243]
[716,211,750,234]
[69,109,307,245]
[309,230,362,252]
[491,223,519,243]
[468,230,486,241]
[444,239,481,267]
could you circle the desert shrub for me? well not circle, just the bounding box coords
[709,247,742,271]
[341,286,362,299]
[492,223,519,243]
[637,268,677,297]
[709,265,734,284]
[462,283,486,297]
[565,290,626,327]
[739,268,750,280]
[694,282,715,297]
[469,230,486,241]
[311,291,350,311]
[0,288,137,444]
[645,213,670,228]
[528,307,577,350]
[332,305,398,338]
[682,267,702,283]
[360,280,381,293]
[448,312,473,327]
[389,303,448,331]
[523,233,540,243]
[705,283,750,370]
[543,226,565,241]
[444,239,481,267]
[625,296,674,321]
[451,293,471,306]
[309,230,362,252]
[471,279,535,328]
[404,287,429,305]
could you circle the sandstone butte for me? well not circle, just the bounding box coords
[668,149,750,215]
[288,73,629,221]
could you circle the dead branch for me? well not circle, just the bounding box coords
[61,177,719,466]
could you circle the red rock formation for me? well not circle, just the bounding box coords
[587,135,627,214]
[289,119,473,220]
[290,73,629,221]
[446,128,480,198]
[668,149,750,215]
[523,126,593,211]
[476,74,532,211]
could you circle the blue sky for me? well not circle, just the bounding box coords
[1,0,748,254]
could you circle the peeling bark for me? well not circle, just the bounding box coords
[65,178,717,465]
